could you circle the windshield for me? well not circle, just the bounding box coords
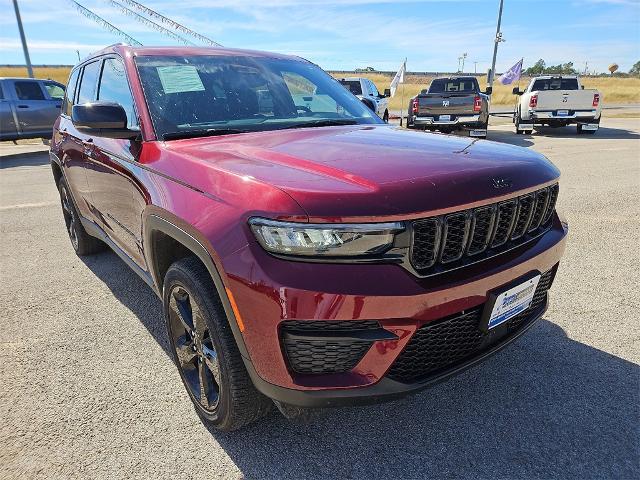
[135,55,380,139]
[532,78,579,91]
[428,78,478,94]
[339,80,362,95]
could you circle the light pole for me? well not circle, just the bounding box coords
[461,53,467,73]
[487,0,505,94]
[12,0,33,78]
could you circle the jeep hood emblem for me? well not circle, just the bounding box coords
[492,177,513,189]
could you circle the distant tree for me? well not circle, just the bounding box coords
[630,61,640,75]
[524,59,546,75]
[544,62,578,75]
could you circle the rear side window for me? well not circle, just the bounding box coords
[77,61,101,104]
[43,81,65,100]
[63,69,80,116]
[97,57,137,128]
[340,80,362,95]
[14,81,45,100]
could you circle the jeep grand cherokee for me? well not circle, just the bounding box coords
[50,45,567,431]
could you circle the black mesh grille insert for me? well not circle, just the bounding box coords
[410,184,558,275]
[467,206,495,255]
[491,200,517,247]
[280,320,381,374]
[440,213,469,263]
[387,268,555,383]
[528,189,549,232]
[282,338,372,374]
[411,218,439,270]
[511,194,535,240]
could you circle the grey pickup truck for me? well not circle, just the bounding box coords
[0,77,65,142]
[406,76,491,138]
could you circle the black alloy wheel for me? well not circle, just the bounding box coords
[167,284,221,411]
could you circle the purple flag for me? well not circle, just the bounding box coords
[498,59,523,85]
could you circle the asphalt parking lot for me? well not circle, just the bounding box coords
[1,118,639,479]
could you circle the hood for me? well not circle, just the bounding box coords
[168,125,560,221]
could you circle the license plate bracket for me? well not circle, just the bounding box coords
[480,271,541,333]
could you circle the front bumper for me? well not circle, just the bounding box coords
[222,215,568,406]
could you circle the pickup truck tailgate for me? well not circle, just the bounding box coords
[534,89,597,111]
[417,94,477,115]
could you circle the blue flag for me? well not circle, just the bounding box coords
[498,59,523,85]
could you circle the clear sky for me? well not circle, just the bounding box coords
[1,0,639,74]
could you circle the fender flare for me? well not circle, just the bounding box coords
[143,214,254,362]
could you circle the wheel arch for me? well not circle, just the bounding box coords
[143,214,254,362]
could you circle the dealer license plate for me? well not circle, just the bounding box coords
[557,110,569,116]
[439,115,451,121]
[486,275,541,330]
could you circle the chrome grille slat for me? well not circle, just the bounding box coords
[467,205,496,256]
[528,188,549,232]
[511,194,535,240]
[410,184,559,274]
[439,212,471,264]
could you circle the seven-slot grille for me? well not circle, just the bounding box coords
[411,184,558,272]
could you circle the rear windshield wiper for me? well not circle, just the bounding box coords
[280,119,359,130]
[162,128,247,140]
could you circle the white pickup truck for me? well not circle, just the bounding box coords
[338,77,390,122]
[512,75,601,135]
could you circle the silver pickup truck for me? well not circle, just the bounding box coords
[0,77,66,142]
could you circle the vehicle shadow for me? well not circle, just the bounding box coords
[0,148,50,169]
[82,250,639,480]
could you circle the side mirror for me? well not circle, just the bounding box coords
[72,102,138,139]
[485,86,493,95]
[383,88,391,98]
[512,87,522,95]
[360,97,376,112]
[581,85,585,90]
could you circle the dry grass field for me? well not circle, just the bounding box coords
[1,65,638,110]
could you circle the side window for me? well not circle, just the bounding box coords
[97,57,137,127]
[368,80,380,97]
[43,81,65,100]
[14,81,45,100]
[77,60,101,104]
[63,69,80,116]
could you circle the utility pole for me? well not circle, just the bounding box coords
[474,61,478,74]
[12,0,33,78]
[487,0,505,95]
[461,53,467,73]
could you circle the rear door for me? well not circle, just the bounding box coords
[0,81,19,140]
[11,79,59,136]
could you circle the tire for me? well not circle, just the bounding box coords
[382,110,389,123]
[57,179,105,256]
[163,257,272,431]
[576,124,584,135]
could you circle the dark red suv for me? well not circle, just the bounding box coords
[50,45,567,430]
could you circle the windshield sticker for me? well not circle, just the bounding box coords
[157,66,205,94]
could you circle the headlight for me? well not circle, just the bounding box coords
[249,218,404,257]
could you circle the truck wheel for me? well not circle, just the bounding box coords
[382,110,389,123]
[163,257,272,431]
[58,179,105,256]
